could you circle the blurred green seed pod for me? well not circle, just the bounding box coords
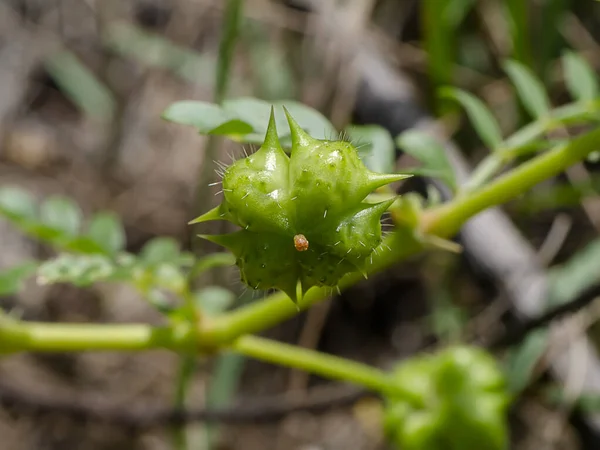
[383,345,510,450]
[191,106,410,303]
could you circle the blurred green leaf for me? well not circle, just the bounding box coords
[87,212,126,255]
[194,286,236,316]
[215,0,242,103]
[563,51,599,103]
[163,98,336,145]
[538,0,570,81]
[428,287,467,343]
[422,0,455,108]
[40,196,82,237]
[440,87,503,150]
[503,60,551,119]
[277,101,336,142]
[63,236,110,255]
[0,262,39,296]
[545,385,600,413]
[0,187,37,221]
[426,184,444,207]
[243,20,296,100]
[588,151,600,163]
[514,174,600,214]
[23,224,65,242]
[103,23,217,86]
[504,329,548,394]
[0,187,113,254]
[346,125,396,173]
[140,237,181,265]
[45,49,116,121]
[189,253,236,280]
[504,0,531,67]
[161,101,254,137]
[505,238,600,394]
[204,353,246,447]
[146,290,176,315]
[222,97,276,137]
[396,130,457,191]
[172,354,197,450]
[222,98,336,144]
[548,237,600,308]
[153,263,186,294]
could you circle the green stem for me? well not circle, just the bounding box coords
[0,321,193,353]
[172,355,196,450]
[463,153,506,193]
[425,126,600,237]
[231,335,403,396]
[422,0,454,114]
[505,0,531,66]
[215,0,243,105]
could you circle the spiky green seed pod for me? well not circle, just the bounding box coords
[383,346,510,450]
[192,107,410,303]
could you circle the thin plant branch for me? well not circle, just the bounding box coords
[0,381,372,428]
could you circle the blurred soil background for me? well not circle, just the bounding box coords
[0,0,600,449]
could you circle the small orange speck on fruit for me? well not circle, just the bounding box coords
[294,234,309,252]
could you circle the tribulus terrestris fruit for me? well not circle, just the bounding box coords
[191,107,410,303]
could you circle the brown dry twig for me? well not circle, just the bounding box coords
[0,381,372,428]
